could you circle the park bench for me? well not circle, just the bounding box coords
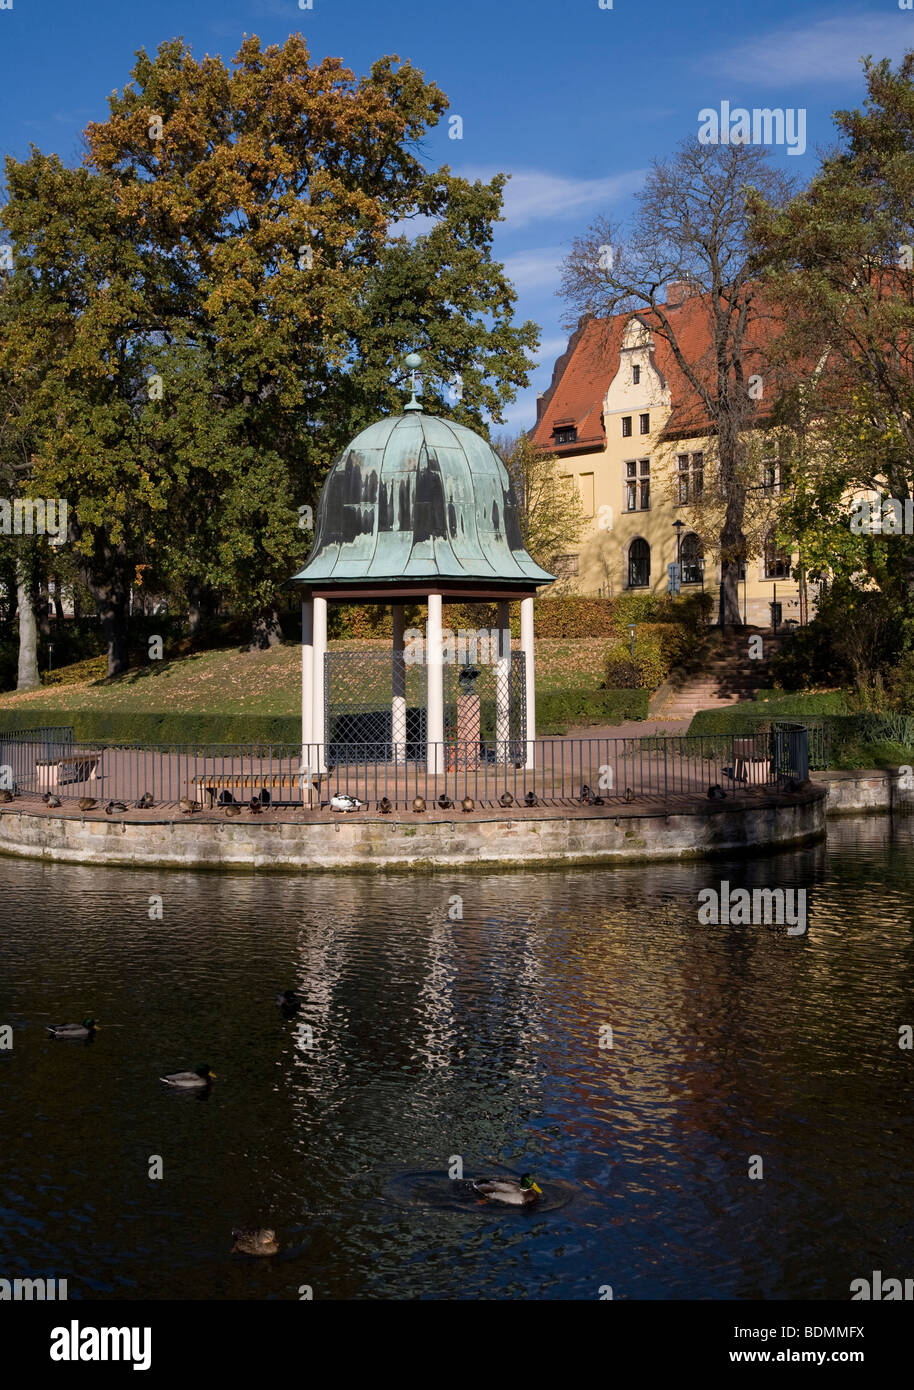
[191,768,329,808]
[35,751,102,790]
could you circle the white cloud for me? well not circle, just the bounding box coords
[502,246,564,294]
[534,334,571,364]
[389,167,643,244]
[707,11,909,87]
[458,166,645,229]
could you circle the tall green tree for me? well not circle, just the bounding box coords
[749,51,914,617]
[2,33,537,673]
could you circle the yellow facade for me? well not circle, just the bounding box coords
[548,320,805,627]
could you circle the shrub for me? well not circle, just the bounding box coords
[885,650,914,714]
[537,687,648,733]
[603,622,693,691]
[768,621,851,692]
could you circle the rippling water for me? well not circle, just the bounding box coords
[1,816,912,1300]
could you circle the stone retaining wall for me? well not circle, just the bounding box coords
[0,788,827,873]
[814,768,913,815]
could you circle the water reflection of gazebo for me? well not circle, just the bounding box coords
[289,355,554,777]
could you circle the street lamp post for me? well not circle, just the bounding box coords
[673,517,684,570]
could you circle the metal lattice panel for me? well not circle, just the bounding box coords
[325,651,428,761]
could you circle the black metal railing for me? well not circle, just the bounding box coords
[0,727,811,812]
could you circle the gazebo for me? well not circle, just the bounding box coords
[289,355,554,779]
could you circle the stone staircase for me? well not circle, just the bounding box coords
[650,627,787,721]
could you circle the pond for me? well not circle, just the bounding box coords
[0,815,911,1300]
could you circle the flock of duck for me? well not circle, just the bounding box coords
[8,788,550,815]
[42,990,544,1261]
[0,785,702,815]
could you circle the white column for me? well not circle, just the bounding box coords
[495,599,511,756]
[313,594,328,773]
[521,595,536,770]
[426,593,444,775]
[301,596,314,761]
[391,604,406,762]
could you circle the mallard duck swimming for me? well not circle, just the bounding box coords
[231,1227,279,1256]
[46,1017,97,1040]
[330,794,363,812]
[471,1174,542,1206]
[160,1064,216,1089]
[77,797,97,812]
[276,989,304,1011]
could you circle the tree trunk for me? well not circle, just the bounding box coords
[51,574,65,624]
[187,578,202,639]
[37,582,52,640]
[716,418,747,629]
[249,608,283,651]
[85,548,132,678]
[15,555,40,690]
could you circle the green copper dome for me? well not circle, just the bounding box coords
[290,411,555,588]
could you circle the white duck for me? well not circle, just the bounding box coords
[329,794,364,813]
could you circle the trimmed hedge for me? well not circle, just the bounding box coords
[537,687,648,733]
[0,708,302,747]
[326,591,714,642]
[0,690,648,745]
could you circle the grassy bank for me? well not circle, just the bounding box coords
[0,638,647,743]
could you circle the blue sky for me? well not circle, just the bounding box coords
[1,0,910,432]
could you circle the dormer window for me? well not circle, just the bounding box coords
[553,425,577,445]
[632,364,641,385]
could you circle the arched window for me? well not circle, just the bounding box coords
[628,537,650,588]
[681,532,703,585]
[764,532,790,579]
